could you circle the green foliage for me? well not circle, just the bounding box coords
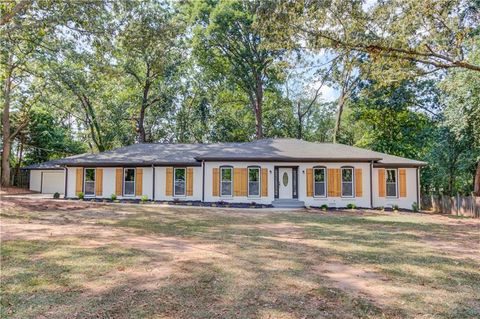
[346,203,356,209]
[141,195,148,203]
[110,194,117,201]
[412,202,419,212]
[78,192,85,200]
[392,205,399,211]
[53,192,60,199]
[320,204,328,211]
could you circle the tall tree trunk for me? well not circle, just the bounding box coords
[296,101,303,139]
[1,56,13,187]
[333,93,346,143]
[138,73,151,143]
[254,74,263,140]
[474,161,480,196]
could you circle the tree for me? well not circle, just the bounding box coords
[187,0,285,139]
[262,0,480,81]
[441,45,480,195]
[116,0,184,143]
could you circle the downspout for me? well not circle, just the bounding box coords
[202,160,205,202]
[152,164,155,201]
[416,167,420,210]
[40,171,43,193]
[370,161,373,208]
[64,166,68,199]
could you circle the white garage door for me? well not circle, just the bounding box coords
[42,172,65,194]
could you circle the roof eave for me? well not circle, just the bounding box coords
[195,157,383,162]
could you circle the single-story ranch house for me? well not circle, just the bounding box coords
[25,139,426,209]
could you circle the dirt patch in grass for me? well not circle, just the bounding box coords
[1,197,479,318]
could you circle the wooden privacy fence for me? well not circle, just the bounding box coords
[422,195,480,218]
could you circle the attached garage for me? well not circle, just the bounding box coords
[24,160,66,194]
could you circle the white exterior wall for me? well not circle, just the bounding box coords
[67,166,154,199]
[372,167,418,210]
[204,162,373,207]
[62,163,420,209]
[154,166,202,201]
[29,170,42,192]
[29,170,65,193]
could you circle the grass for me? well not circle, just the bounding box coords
[1,201,479,318]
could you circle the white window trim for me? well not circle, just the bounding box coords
[247,167,261,198]
[220,166,233,197]
[341,167,355,198]
[386,168,398,198]
[84,168,96,197]
[313,167,327,198]
[123,168,136,197]
[173,167,187,197]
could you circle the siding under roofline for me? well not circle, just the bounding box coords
[373,163,426,168]
[57,162,202,167]
[196,157,382,162]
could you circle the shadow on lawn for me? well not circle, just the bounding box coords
[2,207,479,318]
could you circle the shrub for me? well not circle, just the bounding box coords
[346,203,356,209]
[53,192,60,199]
[320,204,328,211]
[412,202,419,212]
[78,192,84,200]
[392,204,399,211]
[141,195,148,203]
[110,194,117,201]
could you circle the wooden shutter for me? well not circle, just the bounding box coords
[212,168,219,196]
[335,169,341,197]
[241,168,248,196]
[76,168,83,195]
[261,168,268,197]
[186,167,193,196]
[355,168,363,197]
[399,168,407,197]
[135,168,143,196]
[95,169,103,196]
[165,167,173,196]
[327,168,335,197]
[306,168,313,197]
[115,168,123,196]
[378,169,385,197]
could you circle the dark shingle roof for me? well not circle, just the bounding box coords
[28,139,427,167]
[23,159,64,170]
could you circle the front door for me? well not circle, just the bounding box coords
[278,168,293,199]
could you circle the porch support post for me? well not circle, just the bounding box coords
[370,161,373,208]
[64,166,68,198]
[152,164,155,201]
[202,160,205,202]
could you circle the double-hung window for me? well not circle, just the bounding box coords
[386,169,397,197]
[248,167,260,197]
[124,168,135,196]
[220,167,233,196]
[174,168,186,196]
[313,167,326,197]
[84,168,96,196]
[341,167,354,197]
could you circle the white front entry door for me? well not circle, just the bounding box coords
[278,168,293,199]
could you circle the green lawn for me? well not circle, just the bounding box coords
[1,199,479,318]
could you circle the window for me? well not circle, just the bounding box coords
[220,167,233,196]
[313,167,326,197]
[124,168,135,196]
[341,167,354,197]
[386,169,397,197]
[84,168,95,196]
[174,168,186,196]
[248,167,260,197]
